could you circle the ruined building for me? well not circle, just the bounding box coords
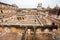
[0,2,60,40]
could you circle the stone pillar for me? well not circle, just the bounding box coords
[27,29,31,35]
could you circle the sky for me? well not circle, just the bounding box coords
[0,0,60,8]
